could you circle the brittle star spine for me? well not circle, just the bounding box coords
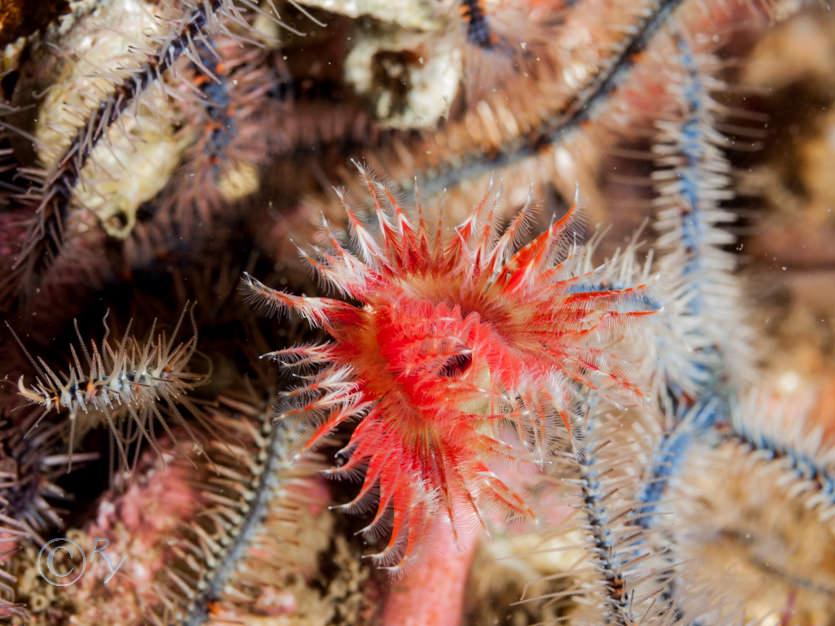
[14,0,225,273]
[407,0,685,199]
[167,405,303,626]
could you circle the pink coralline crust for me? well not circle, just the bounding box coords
[82,441,201,591]
[248,167,656,569]
[90,443,200,538]
[50,441,205,625]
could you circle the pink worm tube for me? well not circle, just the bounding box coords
[381,518,480,626]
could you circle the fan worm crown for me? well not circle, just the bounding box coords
[246,165,659,570]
